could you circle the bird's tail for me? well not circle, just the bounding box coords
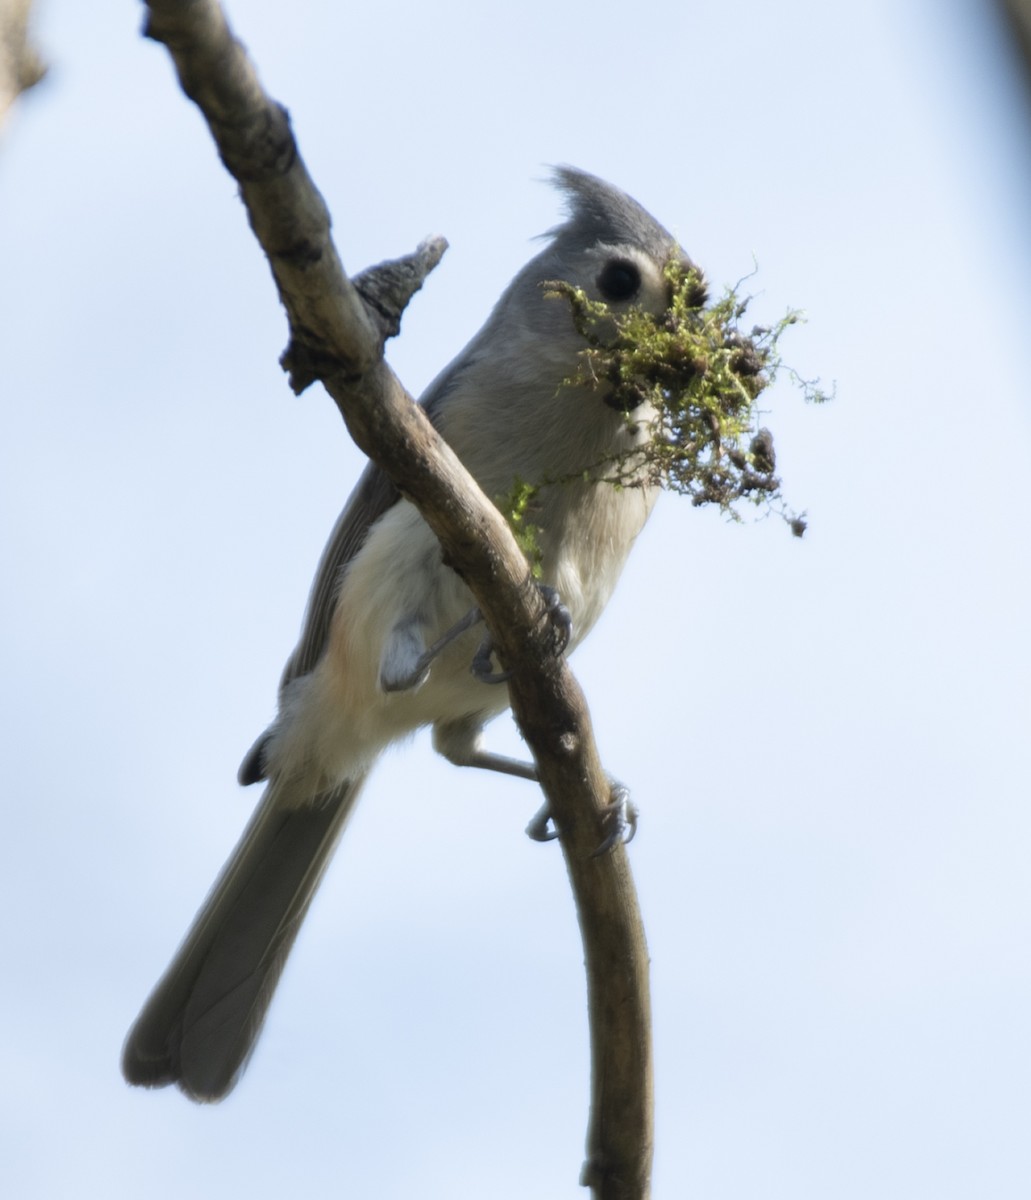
[121,774,366,1102]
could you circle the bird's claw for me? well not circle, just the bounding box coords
[591,781,637,856]
[537,584,573,655]
[524,780,637,855]
[469,584,572,684]
[525,803,559,842]
[471,634,512,684]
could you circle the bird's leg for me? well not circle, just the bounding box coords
[381,582,572,692]
[432,717,540,782]
[433,718,636,852]
[379,607,483,693]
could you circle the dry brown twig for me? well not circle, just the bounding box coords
[141,1,653,1196]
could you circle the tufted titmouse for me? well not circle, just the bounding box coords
[122,167,698,1102]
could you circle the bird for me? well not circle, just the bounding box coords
[122,167,700,1102]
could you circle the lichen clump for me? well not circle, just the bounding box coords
[545,260,829,537]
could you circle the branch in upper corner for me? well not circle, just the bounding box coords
[0,0,47,130]
[998,0,1031,100]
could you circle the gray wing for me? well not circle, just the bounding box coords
[279,359,474,692]
[241,462,399,786]
[279,460,400,689]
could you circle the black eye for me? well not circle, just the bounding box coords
[596,258,641,302]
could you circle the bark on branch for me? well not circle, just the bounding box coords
[142,2,653,1194]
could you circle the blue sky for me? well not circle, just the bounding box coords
[2,2,1030,1197]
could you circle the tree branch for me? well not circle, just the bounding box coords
[142,2,653,1194]
[997,0,1031,110]
[0,0,46,131]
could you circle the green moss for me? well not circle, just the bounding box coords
[496,477,544,578]
[544,260,830,537]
